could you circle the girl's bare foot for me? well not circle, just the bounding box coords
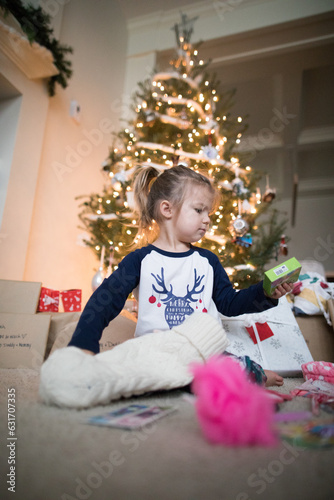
[264,370,284,387]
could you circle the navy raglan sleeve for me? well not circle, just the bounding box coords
[209,252,278,316]
[68,250,141,353]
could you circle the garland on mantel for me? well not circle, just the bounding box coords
[0,0,73,96]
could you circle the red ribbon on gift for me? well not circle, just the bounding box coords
[246,322,274,344]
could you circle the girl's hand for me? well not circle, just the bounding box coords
[269,282,294,300]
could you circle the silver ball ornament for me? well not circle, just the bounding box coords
[91,267,105,291]
[230,215,249,236]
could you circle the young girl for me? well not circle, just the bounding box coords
[68,165,292,386]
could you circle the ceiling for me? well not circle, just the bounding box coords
[116,0,203,20]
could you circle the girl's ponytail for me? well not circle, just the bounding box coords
[133,166,160,244]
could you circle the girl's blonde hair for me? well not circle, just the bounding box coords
[133,164,218,245]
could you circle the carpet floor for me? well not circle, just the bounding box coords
[1,369,334,500]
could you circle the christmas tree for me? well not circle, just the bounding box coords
[78,14,287,290]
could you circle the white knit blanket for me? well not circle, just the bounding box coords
[39,312,229,409]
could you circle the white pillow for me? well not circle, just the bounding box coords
[49,311,136,355]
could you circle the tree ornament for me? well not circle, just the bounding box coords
[91,268,105,291]
[234,233,252,248]
[230,215,249,237]
[229,199,249,238]
[112,181,122,192]
[92,246,106,291]
[202,145,219,160]
[180,108,188,121]
[111,171,127,192]
[231,176,245,196]
[262,175,276,202]
[230,167,248,196]
[242,199,252,213]
[262,189,276,203]
[279,235,288,256]
[143,110,156,127]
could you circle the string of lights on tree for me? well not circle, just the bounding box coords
[77,13,288,290]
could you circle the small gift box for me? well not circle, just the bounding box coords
[263,257,301,296]
[61,289,82,312]
[38,287,60,312]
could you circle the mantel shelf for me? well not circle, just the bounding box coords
[235,126,334,155]
[298,126,334,146]
[0,11,58,80]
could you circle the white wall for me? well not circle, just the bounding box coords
[22,0,128,305]
[277,196,334,268]
[0,94,22,225]
[0,41,50,280]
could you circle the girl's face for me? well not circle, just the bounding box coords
[173,184,213,243]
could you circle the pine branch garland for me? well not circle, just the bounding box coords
[0,0,73,96]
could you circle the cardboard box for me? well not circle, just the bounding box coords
[263,257,301,296]
[0,313,51,369]
[0,279,42,314]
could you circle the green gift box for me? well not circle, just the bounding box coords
[263,257,301,296]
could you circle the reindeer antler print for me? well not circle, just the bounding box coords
[151,268,174,303]
[150,267,207,328]
[184,269,205,302]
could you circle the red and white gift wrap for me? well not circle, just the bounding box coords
[61,289,82,312]
[38,288,60,312]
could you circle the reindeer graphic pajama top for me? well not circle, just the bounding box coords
[68,244,278,357]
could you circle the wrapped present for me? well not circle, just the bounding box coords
[38,287,60,312]
[61,289,82,312]
[220,296,313,377]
